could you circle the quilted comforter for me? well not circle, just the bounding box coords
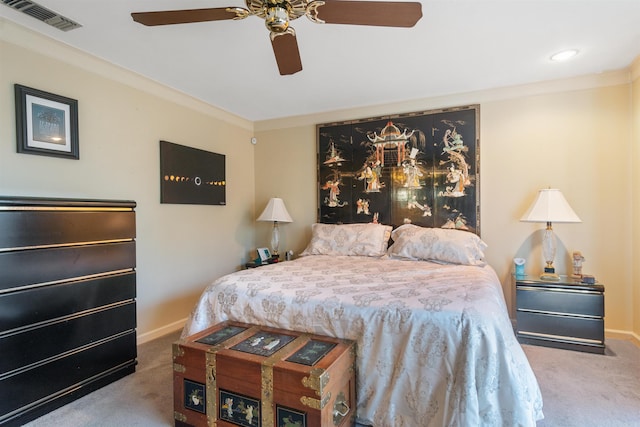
[182,255,543,426]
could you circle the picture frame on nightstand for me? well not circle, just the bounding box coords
[257,247,271,262]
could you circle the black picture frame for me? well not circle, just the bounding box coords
[14,84,79,159]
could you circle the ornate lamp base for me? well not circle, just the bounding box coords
[541,224,560,281]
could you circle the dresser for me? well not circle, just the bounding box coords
[515,275,605,354]
[0,197,138,426]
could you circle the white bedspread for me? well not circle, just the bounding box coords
[183,255,543,426]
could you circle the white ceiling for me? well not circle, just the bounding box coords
[2,0,640,122]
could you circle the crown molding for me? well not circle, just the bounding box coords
[1,18,253,131]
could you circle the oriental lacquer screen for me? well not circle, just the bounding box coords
[316,105,480,234]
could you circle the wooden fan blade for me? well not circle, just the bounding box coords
[131,8,238,26]
[271,33,303,75]
[315,1,422,27]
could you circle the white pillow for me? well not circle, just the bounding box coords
[387,223,487,266]
[300,223,392,257]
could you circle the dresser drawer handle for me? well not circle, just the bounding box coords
[517,286,600,295]
[518,330,604,345]
[517,308,601,319]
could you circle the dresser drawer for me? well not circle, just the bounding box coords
[0,271,136,332]
[516,311,604,343]
[0,331,136,420]
[0,210,135,249]
[516,286,603,317]
[0,241,136,292]
[0,301,136,375]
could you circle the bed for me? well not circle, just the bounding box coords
[182,223,543,426]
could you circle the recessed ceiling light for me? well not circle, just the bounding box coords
[550,49,579,62]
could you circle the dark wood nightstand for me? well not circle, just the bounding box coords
[245,261,265,269]
[515,274,605,354]
[245,259,280,269]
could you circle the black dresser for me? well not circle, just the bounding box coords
[515,274,605,354]
[0,197,137,426]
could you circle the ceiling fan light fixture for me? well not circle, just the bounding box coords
[265,5,290,32]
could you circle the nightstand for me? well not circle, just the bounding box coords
[245,261,265,269]
[515,274,605,354]
[245,259,279,269]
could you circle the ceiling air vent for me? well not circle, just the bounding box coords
[2,0,82,31]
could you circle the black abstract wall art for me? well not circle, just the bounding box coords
[160,140,226,206]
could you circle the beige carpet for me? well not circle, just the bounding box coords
[522,339,640,427]
[23,332,640,426]
[23,330,180,427]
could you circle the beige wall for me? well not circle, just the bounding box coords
[255,72,639,342]
[633,57,640,337]
[0,20,257,342]
[253,125,318,255]
[3,18,638,344]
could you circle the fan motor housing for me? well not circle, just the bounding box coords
[246,0,308,20]
[265,5,289,32]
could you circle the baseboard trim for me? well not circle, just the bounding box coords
[605,328,640,348]
[137,318,187,345]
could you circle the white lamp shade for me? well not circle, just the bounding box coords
[257,198,293,223]
[520,188,581,223]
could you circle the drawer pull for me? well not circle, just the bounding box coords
[517,286,600,295]
[517,308,601,319]
[519,330,603,345]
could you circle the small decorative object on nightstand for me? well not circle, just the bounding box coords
[571,251,585,278]
[514,257,526,278]
[257,247,271,263]
[515,274,605,354]
[520,188,581,280]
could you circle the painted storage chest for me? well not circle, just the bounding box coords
[173,321,355,427]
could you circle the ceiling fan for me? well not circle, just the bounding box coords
[131,1,422,75]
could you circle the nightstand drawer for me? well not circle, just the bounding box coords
[516,286,603,317]
[516,311,604,343]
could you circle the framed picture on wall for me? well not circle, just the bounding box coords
[316,104,480,234]
[159,140,226,206]
[14,84,79,160]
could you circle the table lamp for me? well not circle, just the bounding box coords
[257,197,292,257]
[520,188,581,280]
